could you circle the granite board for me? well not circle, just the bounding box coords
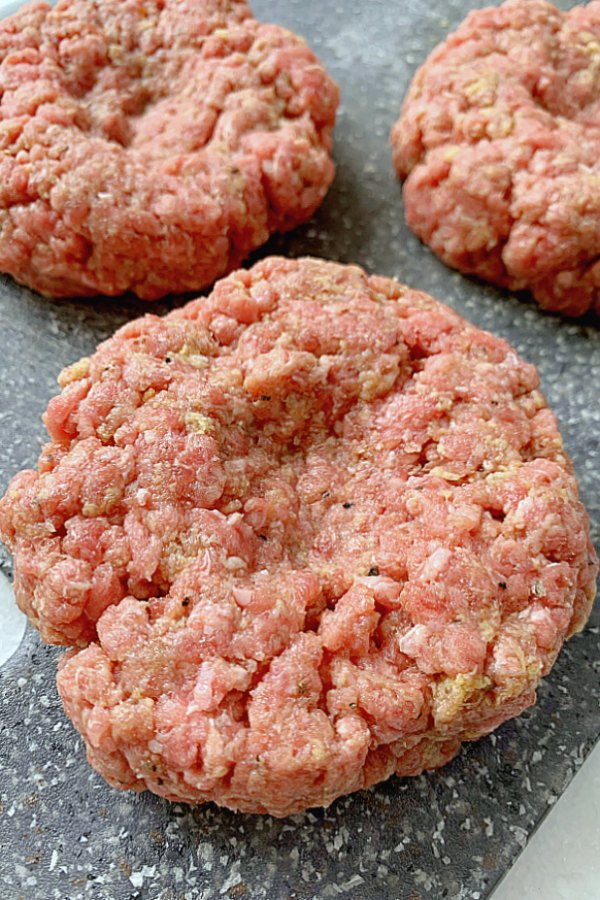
[1,1,599,898]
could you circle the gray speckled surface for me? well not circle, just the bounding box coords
[1,1,599,898]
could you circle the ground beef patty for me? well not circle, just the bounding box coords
[1,257,597,816]
[0,1,338,299]
[392,0,600,317]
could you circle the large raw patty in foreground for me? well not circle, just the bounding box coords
[392,0,600,317]
[0,0,338,299]
[0,257,597,816]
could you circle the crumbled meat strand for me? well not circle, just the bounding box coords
[0,0,338,299]
[392,0,600,316]
[0,257,596,816]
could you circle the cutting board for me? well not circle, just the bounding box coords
[1,1,599,898]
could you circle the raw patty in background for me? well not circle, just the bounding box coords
[0,256,596,816]
[0,0,338,299]
[392,0,600,317]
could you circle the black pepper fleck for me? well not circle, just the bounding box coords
[368,566,380,577]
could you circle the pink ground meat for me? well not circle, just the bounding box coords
[0,257,597,816]
[392,0,600,317]
[0,0,338,299]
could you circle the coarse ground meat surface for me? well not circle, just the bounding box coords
[392,0,600,317]
[0,0,338,299]
[0,257,597,816]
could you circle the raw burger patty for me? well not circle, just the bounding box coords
[392,0,600,317]
[0,1,338,299]
[0,257,597,817]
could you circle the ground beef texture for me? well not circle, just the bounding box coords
[392,0,600,316]
[0,0,338,299]
[0,257,597,815]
